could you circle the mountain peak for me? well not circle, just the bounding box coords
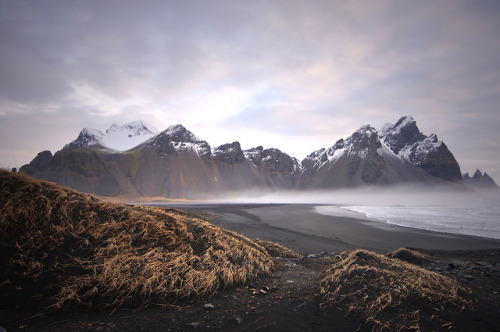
[63,120,158,152]
[463,169,498,189]
[394,115,415,127]
[159,124,204,144]
[144,124,211,157]
[165,124,187,135]
[380,116,461,181]
[107,120,158,136]
[379,115,424,154]
[214,142,245,164]
[63,128,105,150]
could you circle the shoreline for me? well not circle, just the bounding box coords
[157,203,500,254]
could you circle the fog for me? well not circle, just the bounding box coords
[212,184,500,208]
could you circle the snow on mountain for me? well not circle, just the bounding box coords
[299,123,442,188]
[243,146,301,174]
[64,120,158,151]
[304,125,381,169]
[379,115,461,181]
[63,127,106,150]
[379,115,443,163]
[101,120,158,151]
[141,124,212,157]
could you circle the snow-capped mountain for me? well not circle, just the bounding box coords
[244,146,301,175]
[64,120,158,151]
[20,116,480,198]
[379,116,461,181]
[299,125,436,188]
[140,124,211,157]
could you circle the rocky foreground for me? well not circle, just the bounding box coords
[2,248,498,331]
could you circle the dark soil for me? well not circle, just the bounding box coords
[2,249,499,331]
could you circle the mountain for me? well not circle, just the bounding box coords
[379,116,462,182]
[463,170,499,189]
[20,116,477,198]
[299,125,437,188]
[64,120,158,151]
[20,123,300,198]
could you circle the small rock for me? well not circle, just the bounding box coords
[262,286,270,292]
[187,322,200,328]
[307,254,317,259]
[203,303,215,309]
[235,317,242,325]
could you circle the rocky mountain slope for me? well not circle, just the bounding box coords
[379,116,462,182]
[20,116,475,198]
[299,125,438,188]
[20,124,301,198]
[463,169,499,189]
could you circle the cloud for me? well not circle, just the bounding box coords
[0,1,500,180]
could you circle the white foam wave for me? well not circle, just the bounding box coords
[315,204,500,240]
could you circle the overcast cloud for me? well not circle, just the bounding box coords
[1,0,500,180]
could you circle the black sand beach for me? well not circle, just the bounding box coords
[3,201,499,331]
[165,203,500,254]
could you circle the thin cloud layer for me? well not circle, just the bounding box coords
[0,0,499,180]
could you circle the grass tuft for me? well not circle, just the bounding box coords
[254,239,302,258]
[319,249,473,331]
[386,247,432,265]
[0,170,278,313]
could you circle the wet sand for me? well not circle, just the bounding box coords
[166,203,500,254]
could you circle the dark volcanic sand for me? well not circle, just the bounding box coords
[2,203,499,331]
[173,203,500,254]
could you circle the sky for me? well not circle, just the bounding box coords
[1,0,500,181]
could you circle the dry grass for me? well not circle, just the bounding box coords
[254,239,302,258]
[0,170,278,313]
[386,248,433,265]
[319,250,473,331]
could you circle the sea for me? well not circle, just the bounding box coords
[315,204,500,240]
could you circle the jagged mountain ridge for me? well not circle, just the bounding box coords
[299,124,439,188]
[20,116,471,197]
[379,116,461,182]
[463,170,499,189]
[21,124,301,197]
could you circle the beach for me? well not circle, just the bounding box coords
[168,203,500,254]
[3,202,499,331]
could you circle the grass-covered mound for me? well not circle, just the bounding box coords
[386,247,432,265]
[0,170,278,313]
[319,250,473,331]
[254,239,302,258]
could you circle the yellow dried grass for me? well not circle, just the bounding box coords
[319,249,473,331]
[254,239,302,258]
[0,170,278,313]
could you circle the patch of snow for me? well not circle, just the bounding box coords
[100,121,158,151]
[165,124,202,141]
[82,127,105,139]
